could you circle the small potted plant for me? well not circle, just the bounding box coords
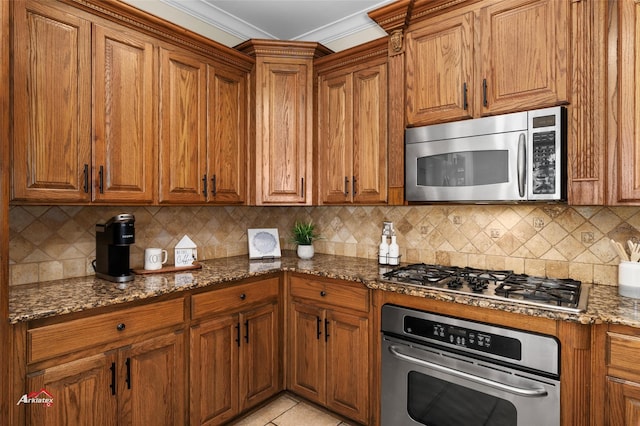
[291,220,320,259]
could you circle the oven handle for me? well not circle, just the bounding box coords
[388,345,549,398]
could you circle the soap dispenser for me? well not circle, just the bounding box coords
[379,233,389,265]
[388,233,399,266]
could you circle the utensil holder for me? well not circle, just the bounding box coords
[619,261,640,298]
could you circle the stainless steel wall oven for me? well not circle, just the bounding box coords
[381,304,560,426]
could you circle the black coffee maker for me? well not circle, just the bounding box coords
[95,214,135,282]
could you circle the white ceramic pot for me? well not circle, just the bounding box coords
[297,244,314,259]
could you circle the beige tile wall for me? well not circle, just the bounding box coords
[9,204,640,286]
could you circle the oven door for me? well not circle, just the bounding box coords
[405,131,527,202]
[381,336,560,426]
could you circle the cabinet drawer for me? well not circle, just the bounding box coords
[608,331,640,381]
[290,276,369,312]
[191,277,280,319]
[28,298,185,364]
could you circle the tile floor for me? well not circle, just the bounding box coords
[230,393,357,426]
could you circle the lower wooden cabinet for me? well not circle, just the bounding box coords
[288,275,370,424]
[25,332,185,426]
[190,277,282,425]
[604,325,640,425]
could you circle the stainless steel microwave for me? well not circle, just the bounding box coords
[405,106,567,202]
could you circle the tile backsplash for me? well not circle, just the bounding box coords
[9,204,640,286]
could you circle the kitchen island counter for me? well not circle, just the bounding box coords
[8,252,634,327]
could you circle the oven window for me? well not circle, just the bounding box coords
[416,150,509,187]
[407,371,517,426]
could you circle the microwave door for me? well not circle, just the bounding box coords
[406,132,527,202]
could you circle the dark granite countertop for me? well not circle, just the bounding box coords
[8,251,639,328]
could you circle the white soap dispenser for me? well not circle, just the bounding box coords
[378,233,389,265]
[388,233,399,265]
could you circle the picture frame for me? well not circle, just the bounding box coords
[247,228,281,259]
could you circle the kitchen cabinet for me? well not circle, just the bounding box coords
[603,324,640,425]
[288,275,370,424]
[22,297,186,425]
[405,0,569,126]
[190,276,282,425]
[316,39,388,205]
[12,0,156,204]
[609,0,640,204]
[12,0,91,202]
[238,40,330,205]
[159,47,248,204]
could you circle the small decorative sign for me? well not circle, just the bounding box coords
[175,235,197,267]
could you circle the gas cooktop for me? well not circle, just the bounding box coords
[380,263,589,313]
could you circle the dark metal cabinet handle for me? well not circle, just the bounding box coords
[239,293,246,300]
[344,176,349,196]
[211,174,217,196]
[244,319,249,344]
[125,357,131,389]
[301,177,305,198]
[116,323,126,331]
[98,166,104,193]
[202,174,208,196]
[83,164,89,193]
[235,323,241,347]
[352,176,357,195]
[110,362,116,395]
[463,82,468,110]
[316,316,322,339]
[482,78,488,107]
[320,291,326,297]
[324,318,330,342]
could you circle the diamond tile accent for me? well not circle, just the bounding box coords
[8,205,640,286]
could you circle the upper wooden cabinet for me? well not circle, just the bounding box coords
[406,11,474,125]
[158,47,248,204]
[316,39,388,205]
[93,23,156,204]
[609,0,640,204]
[158,47,208,204]
[12,0,92,203]
[12,0,157,204]
[238,40,330,205]
[405,0,569,126]
[11,0,252,206]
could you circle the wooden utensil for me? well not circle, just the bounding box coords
[628,240,640,262]
[612,239,630,261]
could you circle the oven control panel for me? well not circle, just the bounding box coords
[405,316,522,360]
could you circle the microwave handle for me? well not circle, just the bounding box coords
[517,133,526,198]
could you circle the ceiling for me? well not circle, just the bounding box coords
[122,0,394,51]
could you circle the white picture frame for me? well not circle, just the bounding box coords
[247,228,281,259]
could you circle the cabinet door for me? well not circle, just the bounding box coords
[607,377,640,426]
[288,302,325,403]
[12,0,91,202]
[25,352,117,426]
[405,11,474,125]
[159,47,207,203]
[352,62,387,204]
[325,310,369,424]
[239,302,281,410]
[190,315,239,426]
[318,73,353,204]
[93,23,155,203]
[479,0,568,115]
[119,331,186,426]
[616,0,640,203]
[207,65,247,204]
[256,61,311,204]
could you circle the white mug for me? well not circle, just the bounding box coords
[144,248,168,270]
